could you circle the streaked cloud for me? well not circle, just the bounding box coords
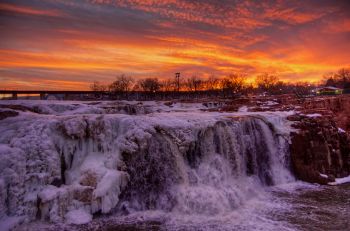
[0,0,349,89]
[0,2,62,17]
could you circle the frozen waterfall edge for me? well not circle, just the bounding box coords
[0,113,295,225]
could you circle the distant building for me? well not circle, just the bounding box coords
[315,86,343,95]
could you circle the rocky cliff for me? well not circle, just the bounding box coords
[303,95,350,132]
[289,114,350,184]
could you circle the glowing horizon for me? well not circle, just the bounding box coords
[0,0,349,90]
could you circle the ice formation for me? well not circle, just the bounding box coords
[328,175,350,185]
[0,100,296,227]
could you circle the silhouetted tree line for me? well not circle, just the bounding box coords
[323,68,350,90]
[91,73,256,96]
[91,69,350,99]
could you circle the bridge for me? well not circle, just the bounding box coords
[0,90,104,100]
[0,89,239,101]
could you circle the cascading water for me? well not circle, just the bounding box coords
[0,102,297,230]
[118,117,294,216]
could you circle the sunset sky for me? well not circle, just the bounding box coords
[0,0,350,90]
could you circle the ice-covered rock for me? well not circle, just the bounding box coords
[65,208,92,225]
[0,100,296,226]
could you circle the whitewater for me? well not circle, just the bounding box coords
[0,100,348,231]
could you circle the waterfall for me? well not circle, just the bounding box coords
[118,116,294,215]
[0,110,295,224]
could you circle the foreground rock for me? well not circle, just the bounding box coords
[303,95,350,132]
[289,114,350,184]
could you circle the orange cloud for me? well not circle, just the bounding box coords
[0,0,349,89]
[264,7,330,25]
[91,0,269,30]
[325,19,350,33]
[0,78,88,90]
[0,3,62,17]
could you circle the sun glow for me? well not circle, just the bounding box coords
[0,1,349,89]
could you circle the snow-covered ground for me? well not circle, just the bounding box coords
[0,100,214,115]
[0,100,298,230]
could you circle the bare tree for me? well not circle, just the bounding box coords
[205,75,220,90]
[132,82,141,91]
[160,79,176,91]
[323,72,335,86]
[336,68,350,80]
[138,78,161,92]
[325,77,337,87]
[109,74,134,92]
[221,73,246,94]
[335,68,350,87]
[90,81,107,92]
[322,68,350,88]
[255,73,279,93]
[229,73,246,93]
[186,76,203,92]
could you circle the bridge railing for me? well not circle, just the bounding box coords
[0,90,239,101]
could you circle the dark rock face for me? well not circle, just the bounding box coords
[120,132,182,212]
[290,115,350,184]
[0,104,41,113]
[0,110,19,120]
[303,95,350,132]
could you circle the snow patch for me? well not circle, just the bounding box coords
[338,127,346,133]
[238,106,248,112]
[265,101,279,106]
[328,175,350,185]
[319,173,328,179]
[305,113,321,118]
[65,209,92,225]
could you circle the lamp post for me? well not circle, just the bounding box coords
[175,72,180,92]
